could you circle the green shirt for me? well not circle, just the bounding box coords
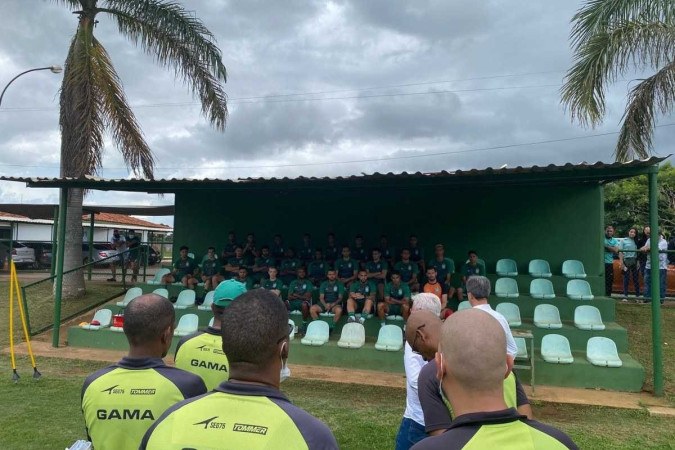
[174,328,229,391]
[234,276,254,290]
[173,257,197,278]
[307,260,329,279]
[385,282,411,301]
[126,235,141,258]
[254,256,275,271]
[200,256,220,277]
[261,278,284,291]
[325,245,339,262]
[394,260,419,283]
[288,278,314,298]
[226,257,247,271]
[280,258,301,273]
[461,262,485,279]
[621,237,637,259]
[335,258,358,279]
[319,280,345,303]
[366,260,388,280]
[604,236,619,264]
[350,280,376,299]
[428,257,454,282]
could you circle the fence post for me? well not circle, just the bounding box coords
[50,206,58,277]
[648,166,663,396]
[52,187,68,348]
[87,213,95,281]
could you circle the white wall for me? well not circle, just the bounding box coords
[15,223,54,241]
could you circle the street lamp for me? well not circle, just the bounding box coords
[0,65,63,107]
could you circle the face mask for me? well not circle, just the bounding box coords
[279,342,291,383]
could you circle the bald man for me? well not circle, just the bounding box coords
[411,310,577,449]
[405,310,532,437]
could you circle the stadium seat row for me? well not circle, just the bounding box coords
[535,334,622,367]
[498,259,587,279]
[495,278,594,300]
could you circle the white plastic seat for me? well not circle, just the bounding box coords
[562,260,587,279]
[386,315,404,321]
[148,268,170,285]
[541,334,574,364]
[174,290,196,309]
[515,337,528,360]
[528,259,552,278]
[375,325,403,351]
[198,291,215,310]
[152,288,169,299]
[188,252,195,259]
[587,336,622,367]
[208,317,215,328]
[457,301,471,311]
[174,314,199,337]
[301,321,330,346]
[566,279,594,300]
[289,310,302,315]
[288,319,297,340]
[496,259,518,276]
[110,326,124,333]
[116,287,143,307]
[574,305,605,330]
[319,312,335,317]
[533,304,562,329]
[80,309,113,331]
[530,279,555,299]
[495,278,520,298]
[495,303,522,327]
[337,323,366,349]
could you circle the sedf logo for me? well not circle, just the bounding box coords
[101,385,124,395]
[194,416,227,430]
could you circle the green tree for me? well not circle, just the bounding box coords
[56,0,227,297]
[605,163,675,235]
[561,0,675,162]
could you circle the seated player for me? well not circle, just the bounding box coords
[270,234,286,265]
[335,245,358,287]
[261,267,283,297]
[233,266,254,290]
[458,250,485,301]
[379,234,396,268]
[325,232,339,265]
[421,267,450,317]
[242,232,258,266]
[220,231,238,261]
[280,247,301,285]
[252,245,274,284]
[287,267,313,333]
[298,233,313,262]
[307,249,329,285]
[353,234,368,269]
[395,248,420,293]
[161,246,198,289]
[310,269,345,330]
[366,248,388,300]
[409,234,425,272]
[347,269,375,324]
[199,247,220,292]
[224,245,247,279]
[378,270,411,326]
[427,243,455,300]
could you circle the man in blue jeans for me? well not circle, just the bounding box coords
[640,231,667,303]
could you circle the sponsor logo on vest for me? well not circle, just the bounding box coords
[101,385,124,395]
[191,359,228,371]
[194,416,227,429]
[96,409,154,420]
[130,388,156,395]
[233,423,268,435]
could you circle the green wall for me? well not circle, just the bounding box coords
[174,183,605,292]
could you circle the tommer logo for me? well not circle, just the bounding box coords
[130,388,156,395]
[194,416,227,430]
[233,423,268,435]
[101,385,124,395]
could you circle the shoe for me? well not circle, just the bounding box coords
[358,316,366,325]
[347,316,356,323]
[107,278,116,282]
[621,298,628,302]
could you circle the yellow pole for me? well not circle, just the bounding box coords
[13,264,39,376]
[9,261,18,381]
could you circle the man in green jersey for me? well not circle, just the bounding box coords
[199,246,220,292]
[427,244,455,298]
[310,269,346,329]
[409,235,425,273]
[353,234,368,268]
[224,245,247,279]
[141,290,338,450]
[379,234,396,268]
[161,246,198,289]
[347,269,376,324]
[82,294,206,450]
[233,267,254,290]
[221,230,239,261]
[261,267,284,297]
[174,280,247,390]
[366,248,389,300]
[252,245,275,284]
[287,266,313,333]
[457,250,485,301]
[335,245,358,287]
[298,232,314,262]
[307,249,329,285]
[270,234,286,265]
[325,232,339,264]
[280,247,301,285]
[378,270,411,326]
[395,248,420,293]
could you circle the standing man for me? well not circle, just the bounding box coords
[161,246,198,289]
[636,226,650,281]
[174,280,247,390]
[108,228,127,282]
[604,225,620,296]
[347,269,376,324]
[366,248,389,300]
[457,250,485,301]
[395,248,420,293]
[378,270,411,326]
[410,310,577,450]
[199,246,220,292]
[82,294,206,450]
[310,269,345,330]
[141,290,338,450]
[335,245,358,287]
[287,267,313,334]
[125,229,141,283]
[639,229,668,303]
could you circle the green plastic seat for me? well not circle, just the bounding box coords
[148,268,170,285]
[566,279,594,300]
[574,305,605,331]
[116,287,143,307]
[496,302,522,327]
[587,337,622,367]
[533,304,562,329]
[495,278,520,298]
[337,323,366,349]
[174,313,199,336]
[496,259,518,276]
[174,290,196,309]
[562,260,587,279]
[541,334,574,364]
[528,259,552,278]
[301,321,330,346]
[457,301,471,311]
[198,291,215,310]
[375,325,403,352]
[529,279,555,299]
[80,308,113,331]
[515,337,528,360]
[152,288,169,299]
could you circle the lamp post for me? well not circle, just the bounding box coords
[0,65,62,108]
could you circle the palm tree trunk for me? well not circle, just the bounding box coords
[61,188,86,298]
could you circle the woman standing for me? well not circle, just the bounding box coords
[620,227,640,301]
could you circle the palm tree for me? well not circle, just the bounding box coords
[55,0,227,297]
[561,0,675,162]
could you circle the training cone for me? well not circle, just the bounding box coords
[12,370,20,383]
[33,368,42,380]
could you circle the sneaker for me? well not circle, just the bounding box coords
[347,316,356,323]
[621,298,628,302]
[358,316,366,325]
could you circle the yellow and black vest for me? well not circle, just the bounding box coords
[174,326,229,390]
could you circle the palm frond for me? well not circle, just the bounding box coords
[90,36,154,179]
[561,20,675,127]
[615,60,675,162]
[59,24,104,178]
[100,1,227,129]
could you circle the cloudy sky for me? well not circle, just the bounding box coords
[0,0,673,226]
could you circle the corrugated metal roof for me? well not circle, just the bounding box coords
[0,157,667,192]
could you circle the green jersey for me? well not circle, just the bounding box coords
[308,260,329,279]
[254,256,275,271]
[226,257,247,271]
[261,278,284,291]
[280,258,301,273]
[428,257,454,282]
[350,280,376,299]
[335,258,358,279]
[288,278,314,298]
[174,327,229,391]
[173,257,197,278]
[234,276,254,290]
[319,280,345,303]
[461,262,485,279]
[325,245,339,262]
[394,260,419,283]
[385,282,411,301]
[366,260,388,280]
[200,256,220,277]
